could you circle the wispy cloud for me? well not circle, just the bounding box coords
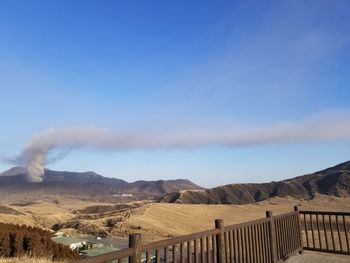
[8,110,350,182]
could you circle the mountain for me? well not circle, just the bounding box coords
[0,167,128,185]
[159,160,350,204]
[0,167,202,202]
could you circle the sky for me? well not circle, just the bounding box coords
[0,0,350,187]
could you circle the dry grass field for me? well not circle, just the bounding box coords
[0,197,115,229]
[122,195,350,241]
[1,194,349,242]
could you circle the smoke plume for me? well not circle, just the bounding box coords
[13,111,350,182]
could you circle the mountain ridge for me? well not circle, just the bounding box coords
[0,167,202,202]
[159,160,350,204]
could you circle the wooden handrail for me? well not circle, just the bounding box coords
[299,210,350,255]
[71,208,305,263]
[223,217,270,232]
[142,228,220,251]
[300,210,350,216]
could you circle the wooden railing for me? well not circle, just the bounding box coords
[273,208,303,261]
[70,208,303,263]
[299,210,350,255]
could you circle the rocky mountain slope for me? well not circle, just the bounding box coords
[160,160,350,204]
[0,167,202,203]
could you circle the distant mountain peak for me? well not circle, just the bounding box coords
[0,166,202,202]
[0,166,27,177]
[160,160,350,205]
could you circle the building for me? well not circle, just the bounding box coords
[52,236,88,251]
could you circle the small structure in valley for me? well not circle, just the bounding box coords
[52,236,88,251]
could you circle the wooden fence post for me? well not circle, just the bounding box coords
[129,234,142,263]
[266,211,277,263]
[215,219,225,263]
[294,206,304,254]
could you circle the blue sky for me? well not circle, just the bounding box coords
[1,0,350,187]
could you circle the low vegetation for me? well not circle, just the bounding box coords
[0,256,66,263]
[0,223,79,262]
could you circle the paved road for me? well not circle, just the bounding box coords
[287,251,350,263]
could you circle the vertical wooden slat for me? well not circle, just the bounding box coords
[252,225,256,263]
[288,214,294,254]
[264,223,273,262]
[292,213,298,251]
[156,249,161,263]
[336,215,343,252]
[260,223,265,263]
[250,226,254,263]
[292,214,299,251]
[229,231,234,263]
[207,236,211,263]
[247,227,251,263]
[233,230,238,263]
[303,213,309,248]
[284,216,290,256]
[188,241,192,263]
[281,217,289,258]
[253,225,258,263]
[289,215,296,252]
[252,225,257,262]
[288,215,294,254]
[287,215,292,254]
[322,214,329,250]
[165,246,170,263]
[280,217,286,259]
[316,214,321,249]
[237,229,242,263]
[173,244,178,263]
[329,215,336,251]
[257,224,263,263]
[146,251,151,263]
[294,213,303,253]
[212,235,217,263]
[225,232,229,263]
[240,228,245,263]
[194,239,199,263]
[262,222,267,263]
[244,227,248,263]
[263,222,270,262]
[277,217,282,259]
[274,219,280,260]
[310,214,315,248]
[201,238,205,263]
[251,225,257,263]
[343,215,350,252]
[235,229,239,263]
[180,243,186,263]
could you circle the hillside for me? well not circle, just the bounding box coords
[160,160,350,204]
[0,222,79,261]
[0,167,202,203]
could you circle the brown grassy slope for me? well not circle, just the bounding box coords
[0,194,349,242]
[0,197,115,229]
[122,195,350,241]
[160,160,350,204]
